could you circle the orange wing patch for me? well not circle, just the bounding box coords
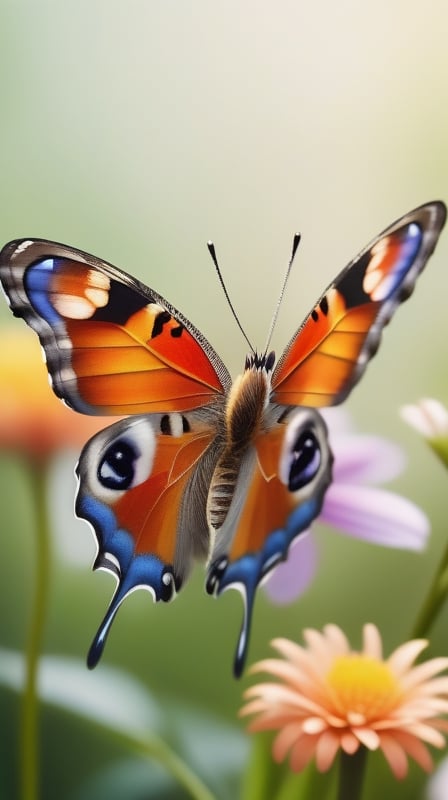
[113,433,213,561]
[228,426,293,561]
[68,318,222,414]
[228,473,294,561]
[36,257,227,413]
[271,212,445,407]
[272,298,379,407]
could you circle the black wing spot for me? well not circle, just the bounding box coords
[337,251,371,308]
[160,413,190,435]
[170,324,184,338]
[151,310,171,338]
[288,430,321,492]
[319,296,329,316]
[161,414,171,435]
[98,439,138,490]
[311,309,319,322]
[92,279,149,325]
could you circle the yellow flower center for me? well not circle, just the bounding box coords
[326,654,401,722]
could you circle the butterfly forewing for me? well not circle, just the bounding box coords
[0,239,231,414]
[272,202,446,407]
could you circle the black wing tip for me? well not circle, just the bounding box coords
[233,645,247,679]
[86,638,103,670]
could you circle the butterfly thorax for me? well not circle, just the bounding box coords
[207,354,273,530]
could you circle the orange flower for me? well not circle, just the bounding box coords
[240,624,448,779]
[0,325,111,461]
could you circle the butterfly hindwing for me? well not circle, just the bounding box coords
[75,410,218,666]
[272,201,447,406]
[0,239,231,414]
[206,407,333,676]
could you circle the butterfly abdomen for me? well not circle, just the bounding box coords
[208,365,270,530]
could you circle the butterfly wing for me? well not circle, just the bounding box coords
[0,239,231,414]
[272,202,446,407]
[206,408,333,676]
[76,410,218,666]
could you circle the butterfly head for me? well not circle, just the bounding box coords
[223,350,278,451]
[244,350,276,373]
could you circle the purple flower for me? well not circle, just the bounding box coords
[264,409,430,604]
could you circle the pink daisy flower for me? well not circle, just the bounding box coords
[240,623,448,779]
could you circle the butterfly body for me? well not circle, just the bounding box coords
[208,356,272,530]
[0,201,445,676]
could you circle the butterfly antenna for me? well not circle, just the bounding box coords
[207,241,255,354]
[263,233,301,354]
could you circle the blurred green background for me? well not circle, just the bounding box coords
[0,2,447,798]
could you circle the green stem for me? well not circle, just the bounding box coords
[410,539,448,640]
[241,733,288,800]
[20,460,51,800]
[337,747,367,800]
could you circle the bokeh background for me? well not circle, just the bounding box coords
[0,2,447,798]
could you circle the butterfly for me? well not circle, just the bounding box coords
[0,201,445,676]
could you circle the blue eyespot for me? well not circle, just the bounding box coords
[98,439,139,490]
[288,430,321,492]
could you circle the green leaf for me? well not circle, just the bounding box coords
[0,647,161,736]
[0,649,217,800]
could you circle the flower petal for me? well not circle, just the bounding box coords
[392,730,434,772]
[398,722,446,749]
[270,638,307,663]
[246,657,329,701]
[289,732,320,772]
[378,733,409,779]
[362,623,383,660]
[320,483,429,550]
[303,627,349,666]
[400,399,448,438]
[401,658,448,691]
[418,677,448,696]
[354,727,380,750]
[322,624,351,656]
[272,721,304,762]
[315,729,342,771]
[388,639,429,676]
[263,533,317,604]
[330,434,406,485]
[340,731,359,754]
